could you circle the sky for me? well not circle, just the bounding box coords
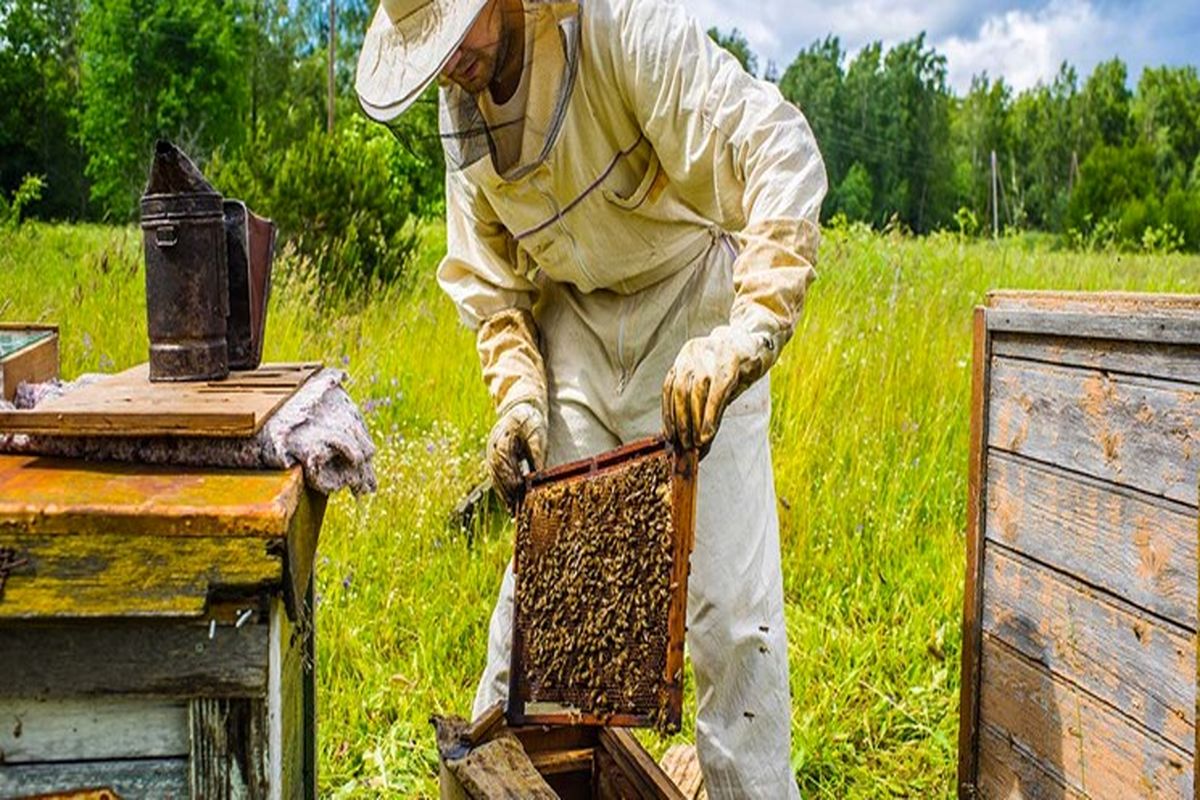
[681,0,1200,94]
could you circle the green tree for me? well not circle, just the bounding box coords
[952,74,1011,226]
[0,0,88,218]
[780,36,845,187]
[833,162,873,222]
[1132,65,1200,187]
[706,27,758,77]
[78,0,252,219]
[1080,57,1131,149]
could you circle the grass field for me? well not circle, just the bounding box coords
[3,220,1199,796]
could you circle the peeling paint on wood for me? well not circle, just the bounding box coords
[0,697,188,764]
[986,451,1196,629]
[982,546,1194,751]
[992,333,1200,386]
[0,533,282,619]
[987,357,1200,505]
[0,455,303,539]
[0,757,189,798]
[0,619,269,698]
[981,637,1192,797]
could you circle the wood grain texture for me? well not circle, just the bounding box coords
[0,531,282,618]
[0,331,58,403]
[0,455,304,539]
[987,291,1200,317]
[0,697,188,763]
[986,451,1197,628]
[958,306,992,797]
[598,728,687,800]
[0,361,320,437]
[0,619,269,697]
[987,357,1200,505]
[980,637,1192,798]
[987,310,1200,345]
[189,697,269,799]
[992,332,1200,386]
[976,721,1087,800]
[0,757,189,798]
[982,546,1194,751]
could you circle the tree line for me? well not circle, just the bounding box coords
[3,0,1198,261]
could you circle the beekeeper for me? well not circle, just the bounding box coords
[358,0,825,794]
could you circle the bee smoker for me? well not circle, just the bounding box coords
[140,141,276,381]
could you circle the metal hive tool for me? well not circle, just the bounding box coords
[508,436,698,732]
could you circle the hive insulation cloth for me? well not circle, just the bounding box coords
[0,368,377,496]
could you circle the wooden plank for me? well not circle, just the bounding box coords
[0,697,188,763]
[282,490,326,623]
[0,361,321,437]
[659,745,704,799]
[958,306,992,797]
[0,532,282,619]
[267,592,315,800]
[987,356,1200,505]
[189,698,269,799]
[0,456,304,539]
[980,637,1192,797]
[986,451,1197,628]
[0,619,269,698]
[0,329,58,403]
[987,290,1200,317]
[598,728,686,800]
[981,546,1194,751]
[976,721,1088,800]
[987,310,1200,345]
[0,757,189,798]
[529,748,594,775]
[992,332,1200,386]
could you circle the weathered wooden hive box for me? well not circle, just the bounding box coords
[0,455,325,799]
[0,324,58,403]
[958,291,1200,798]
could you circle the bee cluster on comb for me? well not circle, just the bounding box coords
[514,451,679,731]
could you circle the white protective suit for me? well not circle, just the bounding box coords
[436,0,827,796]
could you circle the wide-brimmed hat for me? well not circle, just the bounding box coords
[356,0,489,122]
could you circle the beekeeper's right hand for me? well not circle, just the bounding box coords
[487,401,547,510]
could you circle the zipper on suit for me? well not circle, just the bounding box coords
[531,172,597,290]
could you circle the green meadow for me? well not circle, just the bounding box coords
[3,221,1198,797]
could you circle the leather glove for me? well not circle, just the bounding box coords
[487,400,547,510]
[662,325,771,454]
[662,218,819,454]
[475,307,549,510]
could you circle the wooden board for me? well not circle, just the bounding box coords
[0,324,58,403]
[980,637,1192,798]
[0,619,270,698]
[0,361,320,437]
[0,455,304,538]
[959,291,1200,799]
[0,697,189,764]
[0,757,189,798]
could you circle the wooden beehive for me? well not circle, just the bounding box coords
[0,323,58,403]
[437,707,686,800]
[0,455,325,799]
[510,437,698,732]
[958,291,1200,798]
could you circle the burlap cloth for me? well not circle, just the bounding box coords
[0,368,376,496]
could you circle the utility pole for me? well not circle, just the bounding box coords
[327,0,336,134]
[1068,150,1079,197]
[990,149,999,239]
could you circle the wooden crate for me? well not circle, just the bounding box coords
[957,291,1200,798]
[439,717,686,799]
[0,323,58,403]
[0,455,325,799]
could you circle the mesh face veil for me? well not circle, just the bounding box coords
[434,1,581,180]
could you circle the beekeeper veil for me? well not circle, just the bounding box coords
[438,1,580,180]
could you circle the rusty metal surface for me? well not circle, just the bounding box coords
[0,454,303,538]
[224,201,276,371]
[141,189,230,382]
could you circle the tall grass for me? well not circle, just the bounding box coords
[2,220,1197,796]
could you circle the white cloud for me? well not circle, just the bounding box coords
[680,0,1199,95]
[937,0,1118,92]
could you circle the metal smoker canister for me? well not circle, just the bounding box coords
[141,191,230,381]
